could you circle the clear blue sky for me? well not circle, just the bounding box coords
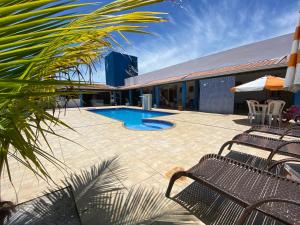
[75,0,300,83]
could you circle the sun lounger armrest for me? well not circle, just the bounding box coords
[165,171,188,198]
[244,125,284,135]
[268,158,300,171]
[281,126,300,138]
[218,140,241,155]
[281,128,293,138]
[243,125,273,134]
[235,198,300,225]
[244,125,260,134]
[267,141,300,162]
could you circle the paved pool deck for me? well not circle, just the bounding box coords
[1,106,286,223]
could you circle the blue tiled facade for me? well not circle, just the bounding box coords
[105,51,138,87]
[199,76,235,114]
[294,91,300,106]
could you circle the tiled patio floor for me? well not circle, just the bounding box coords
[1,106,285,224]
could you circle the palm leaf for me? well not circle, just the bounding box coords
[0,0,166,180]
[66,156,127,206]
[101,186,199,225]
[5,157,198,225]
[64,157,198,225]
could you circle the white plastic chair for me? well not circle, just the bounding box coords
[265,100,286,126]
[265,99,274,104]
[246,100,261,125]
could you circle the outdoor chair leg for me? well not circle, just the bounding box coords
[249,115,252,125]
[278,115,281,127]
[268,115,272,126]
[256,115,261,124]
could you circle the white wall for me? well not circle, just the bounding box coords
[57,98,81,108]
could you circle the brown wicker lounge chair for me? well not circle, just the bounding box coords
[166,154,300,225]
[218,132,300,182]
[218,133,300,165]
[245,125,300,139]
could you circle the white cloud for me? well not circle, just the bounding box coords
[94,0,299,82]
[273,10,299,35]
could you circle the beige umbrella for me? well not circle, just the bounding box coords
[284,11,300,92]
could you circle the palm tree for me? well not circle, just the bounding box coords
[4,157,198,225]
[0,0,166,182]
[0,0,172,222]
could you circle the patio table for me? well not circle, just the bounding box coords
[257,104,268,125]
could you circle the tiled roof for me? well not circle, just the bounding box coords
[124,33,292,88]
[184,58,287,80]
[147,75,188,86]
[121,57,287,89]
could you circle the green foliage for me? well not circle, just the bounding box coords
[0,0,166,181]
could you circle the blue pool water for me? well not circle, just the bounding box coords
[88,108,174,131]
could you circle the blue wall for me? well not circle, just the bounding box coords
[199,76,235,114]
[105,51,138,87]
[129,90,133,105]
[181,81,187,109]
[195,80,200,110]
[294,91,300,106]
[154,86,160,107]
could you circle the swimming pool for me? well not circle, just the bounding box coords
[88,108,174,131]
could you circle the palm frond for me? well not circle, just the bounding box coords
[4,186,82,225]
[65,156,127,207]
[68,158,200,225]
[5,157,198,225]
[0,0,166,180]
[90,186,199,225]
